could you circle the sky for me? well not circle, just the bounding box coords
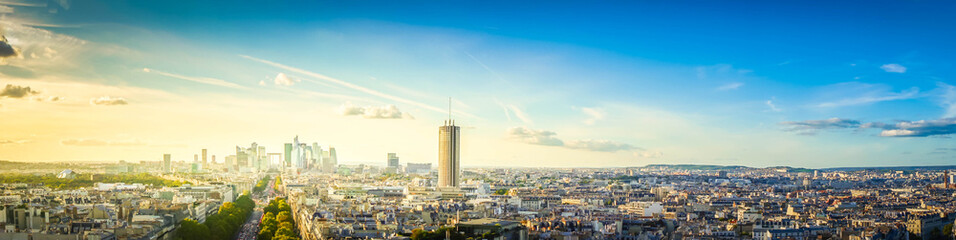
[1,0,955,168]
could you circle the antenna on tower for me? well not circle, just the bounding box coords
[448,97,452,121]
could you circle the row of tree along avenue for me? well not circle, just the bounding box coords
[258,197,299,240]
[174,194,255,240]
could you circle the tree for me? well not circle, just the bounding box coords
[274,226,295,238]
[258,227,276,240]
[175,219,210,240]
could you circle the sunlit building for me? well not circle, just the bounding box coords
[438,120,460,187]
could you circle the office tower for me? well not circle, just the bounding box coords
[314,144,324,171]
[163,154,171,173]
[284,143,293,168]
[211,155,216,164]
[325,147,338,172]
[257,146,266,170]
[249,142,259,169]
[312,143,320,169]
[225,155,236,172]
[438,120,460,188]
[201,149,207,167]
[387,153,400,168]
[193,154,198,162]
[236,146,247,172]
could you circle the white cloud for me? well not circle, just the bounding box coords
[633,151,663,158]
[506,127,562,146]
[580,107,605,125]
[507,126,645,153]
[337,102,414,119]
[274,72,298,86]
[89,96,127,106]
[881,63,906,73]
[717,82,744,91]
[765,99,781,112]
[143,68,248,90]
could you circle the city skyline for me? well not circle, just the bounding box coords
[2,1,956,168]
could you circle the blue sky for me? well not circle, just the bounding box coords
[1,0,955,167]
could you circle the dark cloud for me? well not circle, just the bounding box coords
[0,36,16,58]
[0,84,39,98]
[780,118,861,133]
[879,118,956,137]
[780,117,956,138]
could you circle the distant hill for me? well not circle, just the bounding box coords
[643,164,955,172]
[644,164,749,171]
[821,165,956,171]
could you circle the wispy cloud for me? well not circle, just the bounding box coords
[143,68,249,90]
[716,82,744,91]
[815,83,918,108]
[881,63,906,73]
[935,82,956,118]
[241,55,476,118]
[337,102,414,119]
[61,138,146,147]
[464,52,506,82]
[89,96,127,106]
[765,99,781,112]
[579,107,605,125]
[0,139,29,145]
[507,105,533,124]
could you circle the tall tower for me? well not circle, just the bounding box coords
[201,149,207,168]
[438,118,460,187]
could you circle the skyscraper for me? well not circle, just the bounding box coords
[438,120,460,187]
[387,153,400,168]
[324,147,337,173]
[284,143,293,168]
[201,149,207,168]
[163,154,171,173]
